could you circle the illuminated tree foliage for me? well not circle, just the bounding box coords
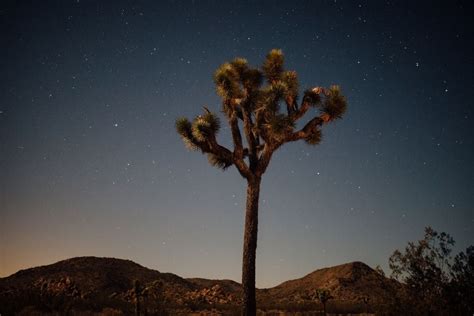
[176,49,347,315]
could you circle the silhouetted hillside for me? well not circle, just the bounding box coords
[259,261,400,306]
[1,256,192,294]
[0,257,399,315]
[0,257,240,315]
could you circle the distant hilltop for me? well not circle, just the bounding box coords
[0,256,400,315]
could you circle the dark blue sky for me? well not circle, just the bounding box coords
[1,0,473,287]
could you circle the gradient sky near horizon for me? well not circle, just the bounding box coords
[1,1,473,287]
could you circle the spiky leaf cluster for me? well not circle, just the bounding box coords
[321,85,347,121]
[191,112,220,142]
[259,82,286,114]
[175,117,199,150]
[303,89,322,107]
[262,49,284,82]
[304,129,322,145]
[265,114,294,142]
[282,71,298,95]
[208,153,232,169]
[214,63,242,100]
[175,110,221,148]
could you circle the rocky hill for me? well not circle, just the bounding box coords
[259,261,400,306]
[0,257,242,315]
[0,257,399,315]
[0,256,191,294]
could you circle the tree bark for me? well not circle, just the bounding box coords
[241,176,261,316]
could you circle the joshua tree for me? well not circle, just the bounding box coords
[133,279,142,316]
[361,296,370,314]
[315,288,333,316]
[176,49,347,315]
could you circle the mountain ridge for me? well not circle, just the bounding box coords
[0,256,399,315]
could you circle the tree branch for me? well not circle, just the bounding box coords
[243,145,264,157]
[256,143,278,177]
[234,159,253,179]
[255,113,272,145]
[206,134,233,160]
[285,116,324,142]
[229,114,244,158]
[290,100,311,122]
[285,95,297,116]
[202,133,252,178]
[228,110,252,179]
[290,87,325,122]
[242,105,258,170]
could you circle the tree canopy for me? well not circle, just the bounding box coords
[176,49,347,180]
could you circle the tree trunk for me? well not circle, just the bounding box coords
[241,177,261,316]
[135,296,140,316]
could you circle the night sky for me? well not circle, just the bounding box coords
[1,1,473,288]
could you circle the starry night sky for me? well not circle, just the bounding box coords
[1,1,473,287]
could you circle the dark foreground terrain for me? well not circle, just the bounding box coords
[0,257,400,315]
